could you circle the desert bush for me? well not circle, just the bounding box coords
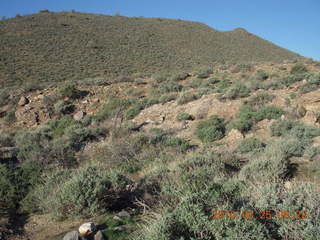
[233,63,254,73]
[159,93,177,103]
[26,167,131,219]
[0,89,10,107]
[0,161,42,214]
[239,139,292,182]
[244,92,274,109]
[169,72,189,81]
[125,87,144,97]
[228,105,283,133]
[237,137,266,154]
[248,182,320,240]
[58,83,82,99]
[290,63,308,75]
[215,78,232,93]
[54,100,75,115]
[196,115,226,143]
[94,97,130,121]
[279,74,305,87]
[158,81,182,93]
[270,119,320,139]
[152,72,170,83]
[196,66,213,78]
[223,83,250,99]
[303,146,320,161]
[4,110,16,124]
[255,69,269,80]
[298,72,320,93]
[176,92,199,105]
[176,112,195,121]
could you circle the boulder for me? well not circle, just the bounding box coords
[79,222,97,236]
[117,210,130,218]
[94,231,105,240]
[63,231,80,240]
[18,96,29,106]
[74,111,86,121]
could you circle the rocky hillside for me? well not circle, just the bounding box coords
[0,11,303,88]
[1,60,320,240]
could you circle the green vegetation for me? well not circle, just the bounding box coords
[196,115,226,143]
[290,63,308,75]
[237,137,266,153]
[176,92,199,105]
[228,105,284,133]
[0,12,301,88]
[58,83,82,99]
[176,112,195,121]
[223,83,251,99]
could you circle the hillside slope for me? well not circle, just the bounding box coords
[0,11,302,87]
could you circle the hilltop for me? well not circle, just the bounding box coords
[0,11,302,88]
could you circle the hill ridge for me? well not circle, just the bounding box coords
[0,11,303,88]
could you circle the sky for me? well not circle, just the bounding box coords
[1,0,319,60]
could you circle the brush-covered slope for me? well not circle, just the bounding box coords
[0,11,302,87]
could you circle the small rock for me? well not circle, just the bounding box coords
[114,225,129,231]
[94,231,105,240]
[63,231,80,240]
[112,216,122,221]
[284,181,292,190]
[74,111,86,121]
[92,98,100,103]
[117,210,130,218]
[82,100,89,104]
[79,222,97,236]
[18,96,29,106]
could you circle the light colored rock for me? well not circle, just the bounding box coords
[18,96,29,106]
[117,210,130,218]
[94,230,105,240]
[112,216,122,221]
[226,129,244,141]
[74,111,86,121]
[114,225,129,231]
[302,111,318,126]
[284,181,292,190]
[63,231,79,240]
[79,222,97,236]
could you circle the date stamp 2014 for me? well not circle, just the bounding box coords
[211,209,308,220]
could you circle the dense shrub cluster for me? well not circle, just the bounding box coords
[23,167,131,219]
[228,105,284,132]
[223,83,250,100]
[237,137,266,154]
[196,115,226,143]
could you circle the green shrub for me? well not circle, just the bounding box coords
[244,92,274,109]
[176,112,195,121]
[303,146,320,161]
[169,72,189,81]
[0,161,42,215]
[27,167,131,219]
[216,78,232,93]
[196,66,213,78]
[125,102,145,120]
[196,115,226,143]
[223,83,250,99]
[290,63,308,75]
[54,100,75,115]
[4,110,16,124]
[228,105,283,133]
[159,93,177,103]
[176,92,199,105]
[237,137,266,154]
[95,97,130,122]
[255,70,269,80]
[0,89,10,107]
[58,83,82,99]
[280,74,305,87]
[152,72,170,83]
[239,139,292,182]
[270,119,320,139]
[158,81,182,93]
[298,73,320,93]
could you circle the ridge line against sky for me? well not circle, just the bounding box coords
[1,0,319,60]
